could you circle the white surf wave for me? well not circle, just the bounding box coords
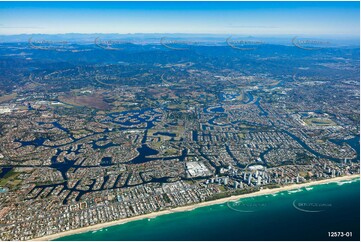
[287,189,303,194]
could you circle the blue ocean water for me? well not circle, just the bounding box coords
[57,179,360,241]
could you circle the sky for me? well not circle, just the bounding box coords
[0,1,359,36]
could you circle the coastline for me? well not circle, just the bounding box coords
[32,174,360,241]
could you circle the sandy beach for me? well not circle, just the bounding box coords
[32,174,360,241]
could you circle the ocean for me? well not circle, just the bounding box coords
[57,178,360,241]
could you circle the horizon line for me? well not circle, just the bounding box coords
[0,33,360,37]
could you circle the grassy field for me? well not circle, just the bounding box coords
[0,93,17,103]
[0,169,21,188]
[59,93,111,110]
[304,117,336,126]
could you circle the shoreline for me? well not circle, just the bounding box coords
[32,174,360,241]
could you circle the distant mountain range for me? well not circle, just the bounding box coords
[0,33,359,47]
[0,33,360,46]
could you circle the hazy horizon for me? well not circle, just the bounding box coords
[0,33,359,47]
[0,2,359,36]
